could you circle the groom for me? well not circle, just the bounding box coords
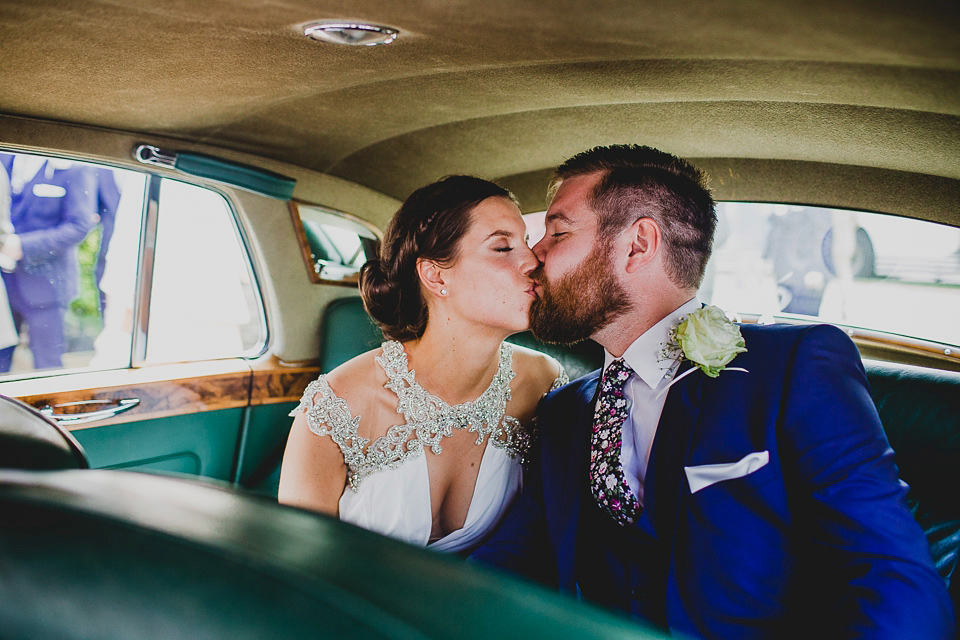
[473,145,954,638]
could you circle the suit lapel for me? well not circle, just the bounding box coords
[572,374,601,471]
[645,362,701,537]
[563,374,600,518]
[552,374,599,590]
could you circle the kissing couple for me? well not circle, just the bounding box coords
[281,144,953,639]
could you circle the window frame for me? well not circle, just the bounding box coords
[288,199,382,286]
[136,174,270,367]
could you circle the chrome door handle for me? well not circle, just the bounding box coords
[39,398,140,426]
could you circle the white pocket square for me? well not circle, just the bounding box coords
[32,183,67,198]
[684,450,769,494]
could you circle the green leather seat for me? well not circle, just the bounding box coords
[318,296,384,371]
[865,360,960,611]
[319,296,604,380]
[0,469,668,640]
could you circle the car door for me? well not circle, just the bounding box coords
[0,149,268,483]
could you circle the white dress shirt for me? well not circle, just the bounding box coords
[601,297,701,504]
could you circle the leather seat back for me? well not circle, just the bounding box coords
[0,469,666,640]
[319,296,605,380]
[319,296,384,372]
[0,394,88,470]
[865,361,960,608]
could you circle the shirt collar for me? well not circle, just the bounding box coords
[602,297,702,389]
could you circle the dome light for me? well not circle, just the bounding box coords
[303,22,399,46]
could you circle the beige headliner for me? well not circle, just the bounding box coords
[1,0,958,223]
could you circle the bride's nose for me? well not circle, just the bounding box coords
[519,245,539,276]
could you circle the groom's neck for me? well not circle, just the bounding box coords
[594,288,696,357]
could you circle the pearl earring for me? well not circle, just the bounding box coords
[440,288,447,296]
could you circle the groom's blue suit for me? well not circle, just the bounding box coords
[474,323,954,639]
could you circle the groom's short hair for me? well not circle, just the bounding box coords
[550,145,717,289]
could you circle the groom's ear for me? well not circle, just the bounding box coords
[624,217,661,273]
[416,258,447,297]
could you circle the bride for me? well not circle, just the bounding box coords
[278,175,567,553]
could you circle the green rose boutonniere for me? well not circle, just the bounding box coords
[664,305,748,381]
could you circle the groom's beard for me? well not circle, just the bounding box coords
[529,242,630,345]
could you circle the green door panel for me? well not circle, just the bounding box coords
[71,408,245,482]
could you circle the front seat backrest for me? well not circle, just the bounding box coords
[0,394,88,470]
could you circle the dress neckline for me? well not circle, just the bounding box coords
[298,340,529,491]
[378,340,514,425]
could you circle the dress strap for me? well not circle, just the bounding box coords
[550,366,570,391]
[291,377,369,475]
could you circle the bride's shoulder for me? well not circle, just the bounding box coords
[508,343,567,395]
[319,347,388,405]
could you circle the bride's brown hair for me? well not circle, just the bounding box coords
[360,175,518,341]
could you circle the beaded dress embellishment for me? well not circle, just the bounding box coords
[293,341,556,491]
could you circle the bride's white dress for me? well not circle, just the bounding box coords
[291,340,567,552]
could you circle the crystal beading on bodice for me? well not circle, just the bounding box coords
[291,340,557,491]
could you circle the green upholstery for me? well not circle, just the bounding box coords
[72,409,241,479]
[0,394,88,471]
[506,331,604,381]
[319,295,604,379]
[864,361,960,608]
[318,296,384,372]
[231,297,383,498]
[0,469,667,640]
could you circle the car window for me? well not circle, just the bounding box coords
[290,201,381,285]
[524,204,960,348]
[145,179,265,363]
[704,203,959,348]
[0,150,266,377]
[0,151,143,374]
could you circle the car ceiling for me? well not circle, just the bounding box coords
[0,0,958,222]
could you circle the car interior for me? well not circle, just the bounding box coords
[0,0,958,637]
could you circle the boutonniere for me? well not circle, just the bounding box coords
[662,305,748,386]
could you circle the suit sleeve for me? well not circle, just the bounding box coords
[781,324,954,638]
[20,165,99,262]
[469,401,559,587]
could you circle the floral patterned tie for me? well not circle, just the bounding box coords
[589,358,641,526]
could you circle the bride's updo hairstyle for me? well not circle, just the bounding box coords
[360,175,518,342]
